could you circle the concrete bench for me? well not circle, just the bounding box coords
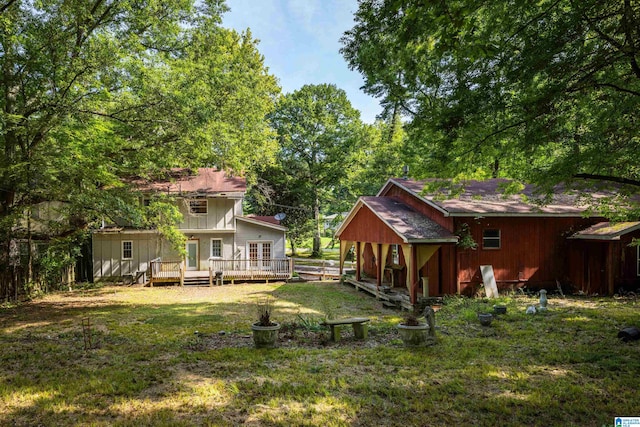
[321,317,370,341]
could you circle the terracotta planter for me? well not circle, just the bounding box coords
[251,322,281,349]
[397,323,432,347]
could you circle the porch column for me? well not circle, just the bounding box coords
[607,242,615,295]
[401,244,416,303]
[356,241,361,281]
[376,244,382,288]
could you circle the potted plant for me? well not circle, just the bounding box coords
[396,307,436,347]
[251,298,281,349]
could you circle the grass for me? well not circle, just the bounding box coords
[1,282,639,426]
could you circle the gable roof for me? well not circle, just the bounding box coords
[381,178,627,217]
[336,196,457,243]
[134,168,246,195]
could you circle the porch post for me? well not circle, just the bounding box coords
[376,244,382,288]
[410,244,417,304]
[356,241,361,281]
[607,242,615,295]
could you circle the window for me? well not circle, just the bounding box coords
[189,199,207,214]
[482,229,501,249]
[211,239,222,258]
[122,241,133,260]
[637,246,640,277]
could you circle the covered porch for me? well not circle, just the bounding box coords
[336,196,458,306]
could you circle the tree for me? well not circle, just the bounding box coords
[246,164,314,256]
[0,0,279,297]
[269,84,363,257]
[341,1,640,194]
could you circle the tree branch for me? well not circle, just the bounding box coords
[0,0,17,14]
[574,173,640,187]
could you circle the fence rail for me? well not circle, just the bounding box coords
[208,258,292,283]
[149,258,184,286]
[292,258,355,280]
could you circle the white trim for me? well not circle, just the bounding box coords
[236,216,287,231]
[179,229,236,233]
[210,238,223,259]
[121,240,133,260]
[334,199,364,238]
[335,197,458,244]
[378,178,451,217]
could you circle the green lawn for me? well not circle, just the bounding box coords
[1,282,639,426]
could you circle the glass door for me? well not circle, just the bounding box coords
[186,240,199,270]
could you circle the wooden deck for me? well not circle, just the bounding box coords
[343,277,412,310]
[149,258,292,286]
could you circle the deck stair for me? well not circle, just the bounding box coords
[183,275,212,286]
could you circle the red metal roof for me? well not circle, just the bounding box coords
[386,178,627,216]
[134,168,246,195]
[358,196,457,243]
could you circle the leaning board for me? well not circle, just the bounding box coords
[480,265,499,298]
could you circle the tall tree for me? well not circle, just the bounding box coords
[0,0,279,295]
[269,84,362,257]
[341,1,640,193]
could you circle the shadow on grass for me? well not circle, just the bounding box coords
[1,285,639,426]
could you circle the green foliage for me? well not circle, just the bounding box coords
[0,0,279,294]
[254,84,364,257]
[342,1,640,199]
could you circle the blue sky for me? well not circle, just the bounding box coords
[221,0,381,123]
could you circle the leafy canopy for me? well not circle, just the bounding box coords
[341,0,640,192]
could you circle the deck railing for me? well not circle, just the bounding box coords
[208,257,292,284]
[149,257,184,286]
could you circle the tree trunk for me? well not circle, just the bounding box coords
[312,191,322,258]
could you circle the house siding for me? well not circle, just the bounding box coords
[340,206,406,244]
[453,216,599,294]
[235,220,286,260]
[92,233,161,280]
[178,197,237,230]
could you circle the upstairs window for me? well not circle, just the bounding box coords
[122,241,133,260]
[189,199,207,215]
[482,229,501,249]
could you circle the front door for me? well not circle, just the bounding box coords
[186,240,199,270]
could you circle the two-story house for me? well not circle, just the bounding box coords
[92,168,290,285]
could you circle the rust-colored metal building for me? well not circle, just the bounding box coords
[336,178,640,303]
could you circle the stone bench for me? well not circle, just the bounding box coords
[321,317,370,341]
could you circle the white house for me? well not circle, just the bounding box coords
[92,168,290,284]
